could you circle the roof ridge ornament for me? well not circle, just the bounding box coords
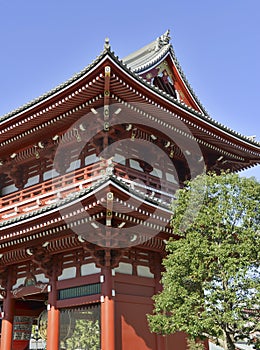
[104,37,110,51]
[155,30,171,51]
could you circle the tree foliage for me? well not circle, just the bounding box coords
[61,318,100,350]
[148,172,260,350]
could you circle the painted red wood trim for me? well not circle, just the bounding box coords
[56,295,100,309]
[56,273,100,290]
[0,289,15,350]
[101,267,115,350]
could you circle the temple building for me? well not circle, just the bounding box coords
[0,31,259,350]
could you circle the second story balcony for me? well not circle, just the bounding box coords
[0,159,179,223]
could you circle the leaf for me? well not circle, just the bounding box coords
[148,172,260,350]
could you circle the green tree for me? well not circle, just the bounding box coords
[61,318,100,350]
[148,172,260,350]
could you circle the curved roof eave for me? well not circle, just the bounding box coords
[168,46,208,115]
[112,51,260,152]
[0,174,171,232]
[121,32,260,151]
[0,48,110,124]
[0,35,259,153]
[122,31,208,116]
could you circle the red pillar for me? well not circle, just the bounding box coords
[46,274,60,350]
[153,253,166,350]
[46,306,60,349]
[0,283,15,350]
[101,266,115,350]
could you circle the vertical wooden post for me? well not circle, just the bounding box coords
[0,286,14,350]
[152,252,166,350]
[46,272,60,350]
[101,265,115,350]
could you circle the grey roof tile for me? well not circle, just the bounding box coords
[0,175,170,229]
[0,32,259,149]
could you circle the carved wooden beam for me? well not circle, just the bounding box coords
[29,247,62,279]
[82,242,125,268]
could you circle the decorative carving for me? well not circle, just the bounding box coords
[155,30,171,51]
[83,244,124,268]
[29,247,62,279]
[0,266,16,297]
[12,282,48,298]
[160,30,171,45]
[24,272,37,287]
[53,153,71,174]
[104,37,110,50]
[0,266,8,296]
[138,160,153,173]
[7,165,28,190]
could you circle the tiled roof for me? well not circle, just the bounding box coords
[0,32,259,151]
[123,30,208,115]
[0,49,109,123]
[123,30,172,72]
[123,32,260,149]
[0,174,170,230]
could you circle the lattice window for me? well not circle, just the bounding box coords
[59,304,100,349]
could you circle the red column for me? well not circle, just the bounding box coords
[46,275,60,350]
[46,306,60,349]
[101,266,115,350]
[0,284,15,350]
[153,253,166,350]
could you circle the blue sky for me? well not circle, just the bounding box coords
[0,0,259,179]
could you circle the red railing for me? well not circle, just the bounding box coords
[0,161,177,222]
[113,163,178,195]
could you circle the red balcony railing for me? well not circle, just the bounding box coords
[0,161,177,222]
